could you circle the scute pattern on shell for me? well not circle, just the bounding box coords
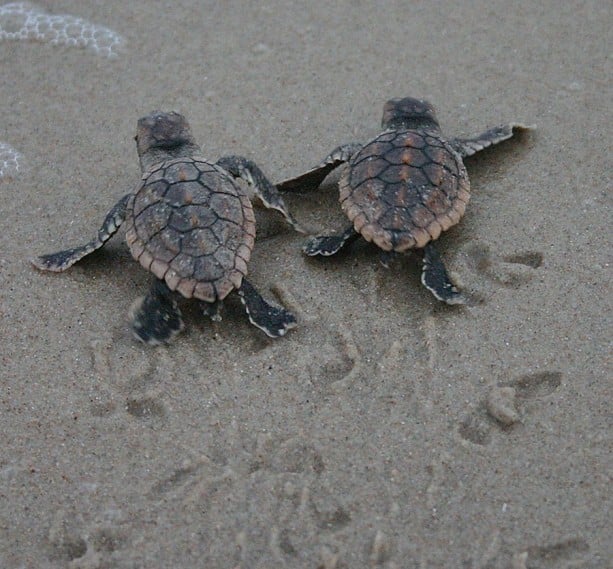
[124,157,256,302]
[339,130,470,252]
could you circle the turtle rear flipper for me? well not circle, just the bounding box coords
[276,142,362,192]
[32,193,131,272]
[420,243,466,305]
[130,280,184,345]
[237,278,296,338]
[450,123,533,158]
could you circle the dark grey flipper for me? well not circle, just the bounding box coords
[216,155,305,233]
[276,142,362,192]
[32,193,131,272]
[450,123,533,158]
[237,278,296,338]
[303,225,360,257]
[420,243,465,305]
[130,280,184,345]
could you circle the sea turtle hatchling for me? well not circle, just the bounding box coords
[277,97,531,304]
[33,111,303,344]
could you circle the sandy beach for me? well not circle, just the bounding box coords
[0,1,610,567]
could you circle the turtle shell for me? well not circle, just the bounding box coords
[124,157,255,302]
[339,129,470,252]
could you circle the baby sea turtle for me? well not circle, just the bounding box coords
[33,111,302,344]
[278,97,530,304]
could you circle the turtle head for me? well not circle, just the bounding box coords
[135,111,200,170]
[381,97,439,131]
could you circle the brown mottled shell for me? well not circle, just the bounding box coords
[124,157,255,302]
[339,130,470,252]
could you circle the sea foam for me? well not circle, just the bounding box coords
[0,2,123,57]
[0,141,22,178]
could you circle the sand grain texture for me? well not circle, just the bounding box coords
[0,1,610,567]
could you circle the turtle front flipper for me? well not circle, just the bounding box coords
[420,243,465,305]
[450,123,533,158]
[237,278,296,338]
[303,225,359,257]
[130,280,184,345]
[276,142,363,192]
[32,193,131,272]
[216,155,305,233]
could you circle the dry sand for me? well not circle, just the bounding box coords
[0,1,611,567]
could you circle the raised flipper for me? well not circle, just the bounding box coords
[276,142,362,192]
[130,280,184,345]
[420,243,465,305]
[236,278,296,338]
[216,155,305,233]
[303,225,360,257]
[450,123,533,158]
[32,193,131,272]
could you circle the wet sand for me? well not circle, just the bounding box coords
[0,1,610,567]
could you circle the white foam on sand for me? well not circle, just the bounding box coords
[0,141,21,178]
[0,2,124,57]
